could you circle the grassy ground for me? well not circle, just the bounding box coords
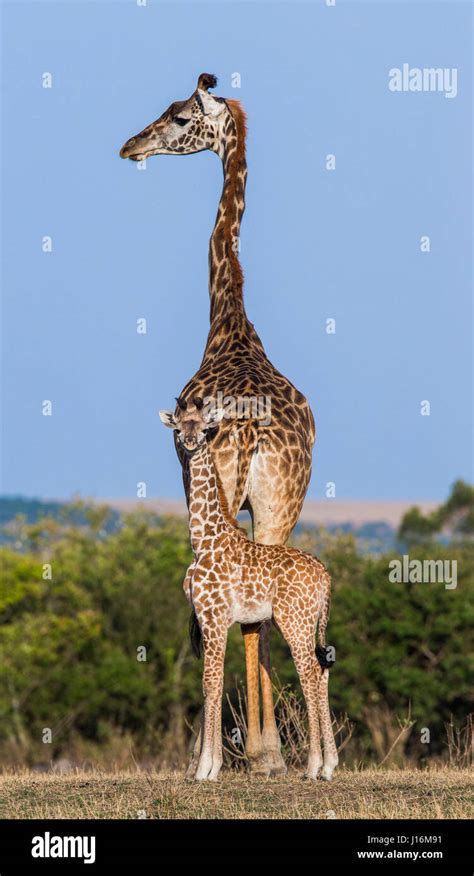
[0,767,472,820]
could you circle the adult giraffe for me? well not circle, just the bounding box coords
[120,74,315,776]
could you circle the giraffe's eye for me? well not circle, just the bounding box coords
[174,117,190,127]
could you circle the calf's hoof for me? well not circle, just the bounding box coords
[320,764,336,781]
[304,769,322,782]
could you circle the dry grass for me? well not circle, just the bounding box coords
[0,767,472,820]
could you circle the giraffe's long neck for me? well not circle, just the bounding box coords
[188,442,228,554]
[207,102,248,328]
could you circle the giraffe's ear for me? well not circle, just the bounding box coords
[159,410,177,429]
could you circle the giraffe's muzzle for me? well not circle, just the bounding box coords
[120,138,144,161]
[120,128,167,161]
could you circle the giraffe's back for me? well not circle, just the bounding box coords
[225,536,328,627]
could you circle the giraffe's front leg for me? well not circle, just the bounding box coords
[194,624,227,782]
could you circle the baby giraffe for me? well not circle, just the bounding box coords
[160,400,339,783]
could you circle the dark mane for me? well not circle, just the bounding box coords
[226,99,247,161]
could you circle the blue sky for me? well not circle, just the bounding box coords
[1,0,472,501]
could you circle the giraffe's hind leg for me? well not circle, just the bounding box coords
[245,506,293,776]
[315,572,338,780]
[258,620,287,775]
[291,647,324,780]
[273,610,323,780]
[185,717,202,780]
[241,621,286,777]
[241,624,269,776]
[317,667,339,781]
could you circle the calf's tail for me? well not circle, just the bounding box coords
[316,576,335,670]
[189,609,202,659]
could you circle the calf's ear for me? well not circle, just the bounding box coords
[159,410,177,428]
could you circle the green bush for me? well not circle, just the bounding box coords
[0,506,472,766]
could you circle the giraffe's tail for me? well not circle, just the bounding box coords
[189,610,202,659]
[316,574,335,669]
[231,421,259,518]
[316,644,335,670]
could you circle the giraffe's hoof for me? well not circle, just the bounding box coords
[195,775,219,782]
[247,754,271,778]
[249,765,271,778]
[269,764,287,777]
[303,771,321,782]
[185,761,198,780]
[303,760,323,781]
[265,752,287,777]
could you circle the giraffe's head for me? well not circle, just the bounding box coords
[159,397,224,452]
[120,73,229,162]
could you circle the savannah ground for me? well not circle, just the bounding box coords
[0,767,472,820]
